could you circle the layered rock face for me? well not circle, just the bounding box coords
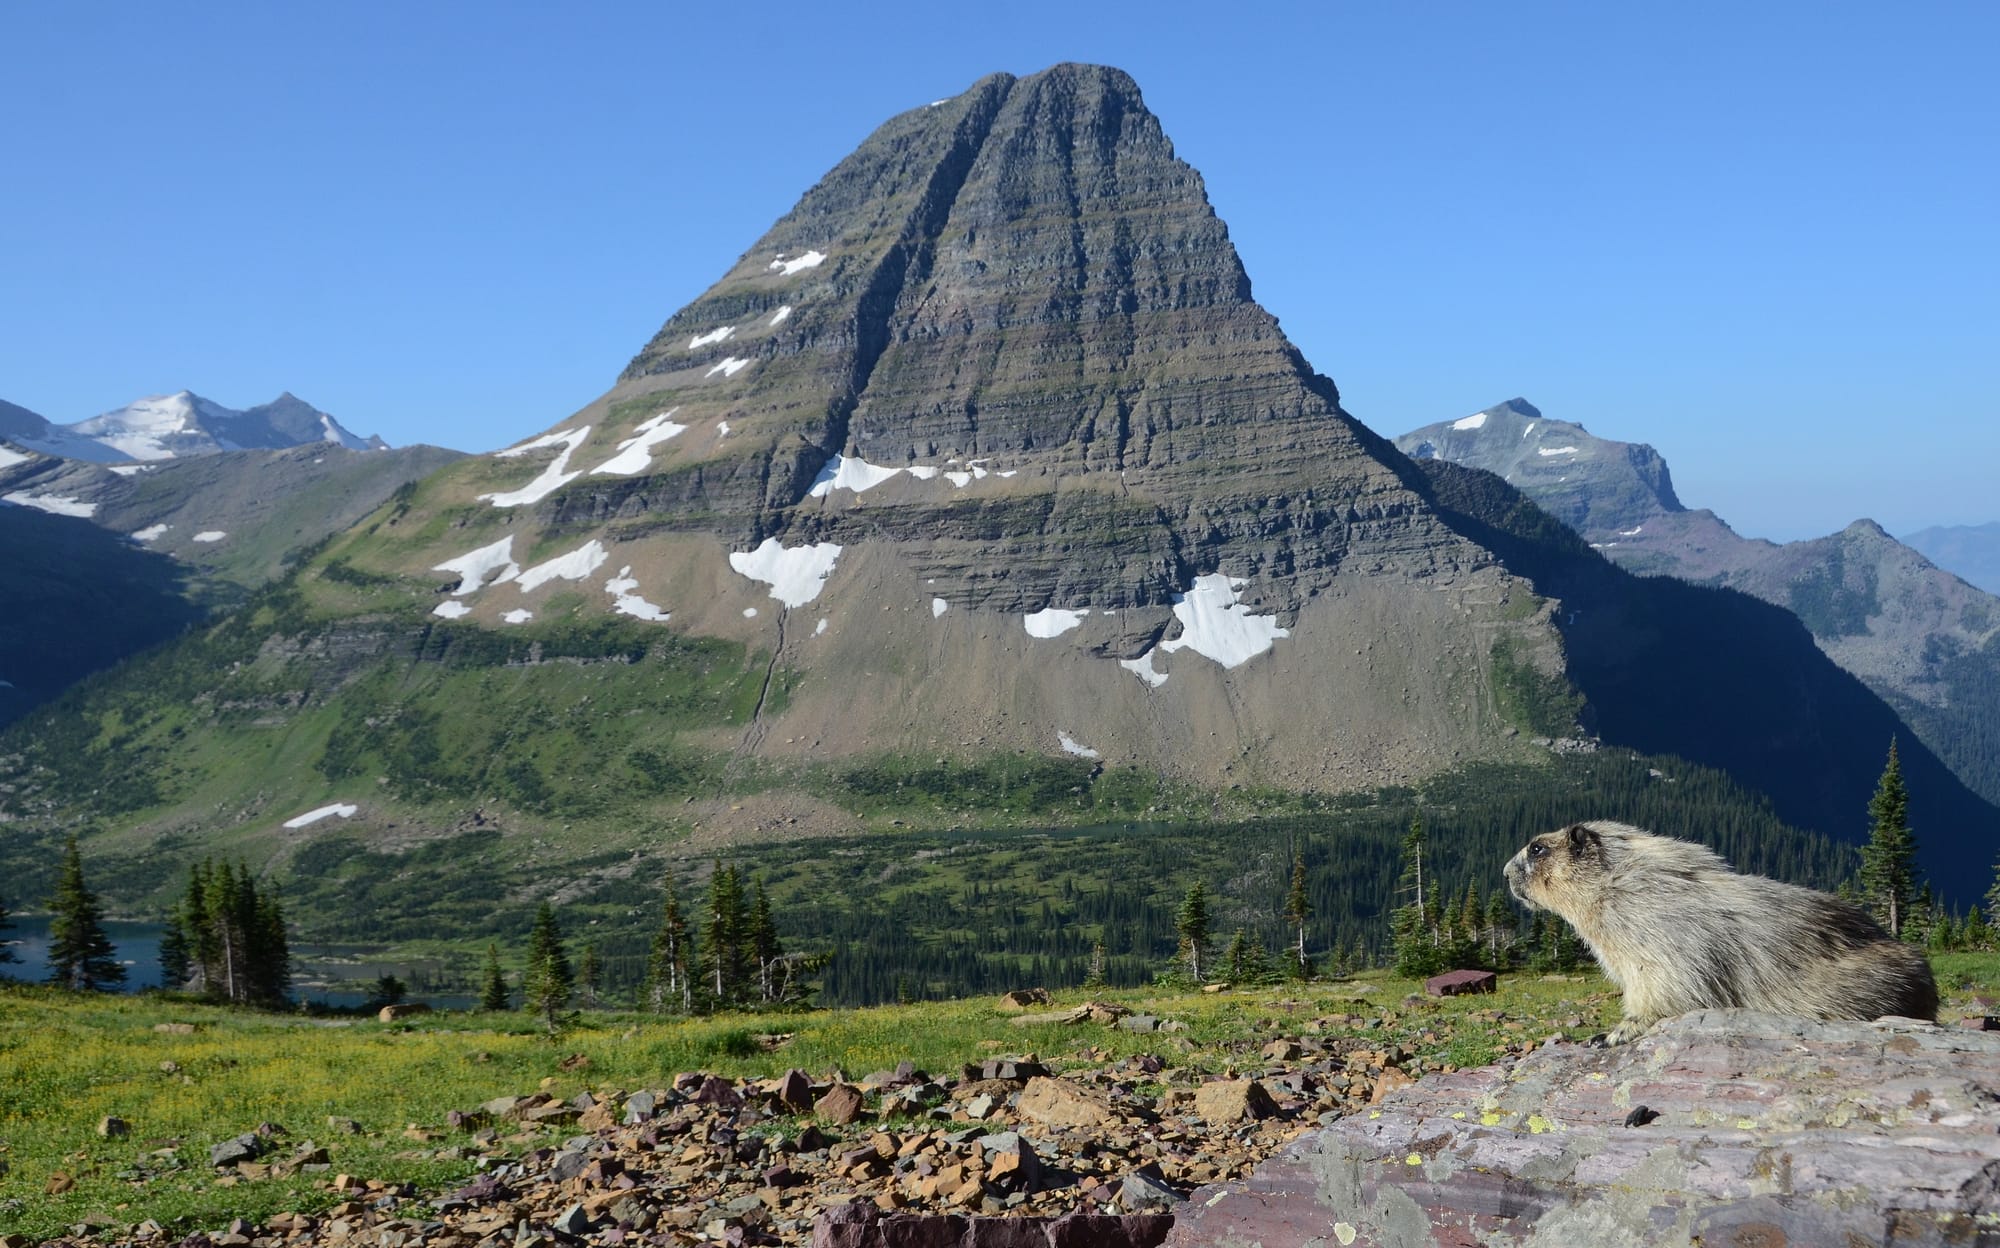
[335,63,1555,790]
[589,65,1477,614]
[1170,1011,2000,1248]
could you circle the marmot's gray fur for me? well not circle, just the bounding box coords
[1504,820,1938,1044]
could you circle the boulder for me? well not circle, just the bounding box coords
[1192,1079,1278,1124]
[815,1082,868,1126]
[1169,1010,2000,1247]
[1017,1076,1119,1129]
[998,989,1054,1011]
[1423,969,1497,997]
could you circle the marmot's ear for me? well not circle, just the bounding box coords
[1566,823,1601,854]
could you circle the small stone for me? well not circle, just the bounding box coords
[327,1116,363,1134]
[1370,1067,1415,1105]
[98,1114,131,1138]
[45,1170,76,1195]
[210,1133,262,1167]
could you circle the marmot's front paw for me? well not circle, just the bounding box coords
[1601,1019,1647,1046]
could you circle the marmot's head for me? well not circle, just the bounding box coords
[1504,822,1608,917]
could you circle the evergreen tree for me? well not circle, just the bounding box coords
[1223,928,1272,984]
[522,902,573,1030]
[248,885,291,1006]
[698,863,751,1008]
[1964,904,1994,952]
[748,881,782,1003]
[1082,939,1108,990]
[1175,881,1211,983]
[479,943,511,1011]
[0,894,16,972]
[1389,814,1443,978]
[46,835,125,991]
[158,909,191,989]
[578,942,602,1009]
[1282,851,1314,979]
[1483,891,1515,968]
[1859,739,1920,939]
[645,883,694,1013]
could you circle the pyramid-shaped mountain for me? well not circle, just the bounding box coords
[319,63,1553,789]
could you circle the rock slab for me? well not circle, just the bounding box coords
[1168,1010,2000,1247]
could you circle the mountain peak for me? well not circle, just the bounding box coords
[23,392,386,462]
[1394,400,1683,532]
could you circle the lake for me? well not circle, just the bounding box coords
[1,915,478,1010]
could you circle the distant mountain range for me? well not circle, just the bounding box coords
[0,390,383,463]
[1,392,461,728]
[1397,400,2000,808]
[1903,523,2000,597]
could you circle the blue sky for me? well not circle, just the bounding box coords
[3,3,1992,541]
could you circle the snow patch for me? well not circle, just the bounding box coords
[768,250,827,276]
[591,409,687,476]
[716,421,731,436]
[1120,650,1170,688]
[283,803,357,829]
[131,523,170,542]
[1059,734,1100,760]
[809,454,905,497]
[482,426,592,507]
[905,465,938,480]
[604,566,670,621]
[1452,411,1489,431]
[108,463,153,476]
[434,535,521,595]
[769,305,793,327]
[688,326,735,350]
[743,607,758,618]
[814,618,828,636]
[706,356,750,379]
[0,446,30,470]
[502,609,533,624]
[1024,607,1088,639]
[4,491,97,518]
[729,537,843,607]
[1522,422,1538,439]
[192,530,226,542]
[998,470,1017,478]
[931,597,948,618]
[1536,446,1579,457]
[433,600,472,619]
[517,539,609,592]
[1157,575,1289,668]
[1618,525,1644,537]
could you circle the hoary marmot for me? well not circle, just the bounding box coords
[1504,820,1937,1044]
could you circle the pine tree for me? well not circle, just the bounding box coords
[1082,939,1108,989]
[522,903,573,1030]
[1397,814,1428,913]
[1224,928,1272,984]
[578,942,603,1009]
[479,943,511,1011]
[698,863,750,1009]
[247,885,291,1006]
[1483,891,1515,968]
[1282,851,1314,979]
[1389,814,1442,978]
[1175,881,1211,983]
[158,909,191,989]
[1859,739,1920,939]
[0,894,17,972]
[645,883,694,1013]
[46,835,125,991]
[748,881,782,1003]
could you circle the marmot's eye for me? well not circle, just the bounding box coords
[1528,843,1548,859]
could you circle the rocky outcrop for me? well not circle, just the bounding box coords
[1168,1010,2000,1247]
